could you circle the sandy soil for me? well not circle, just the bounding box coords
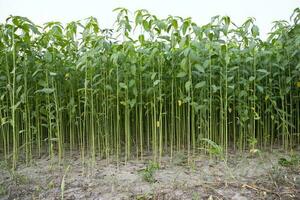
[0,150,299,200]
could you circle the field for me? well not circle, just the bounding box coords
[0,7,300,199]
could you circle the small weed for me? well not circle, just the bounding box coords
[47,180,55,189]
[61,165,71,200]
[190,160,196,171]
[278,155,300,167]
[141,161,160,183]
[199,138,236,180]
[248,136,260,156]
[0,184,6,196]
[198,138,223,158]
[31,185,42,199]
[192,192,200,200]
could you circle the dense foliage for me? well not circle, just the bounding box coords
[0,8,300,168]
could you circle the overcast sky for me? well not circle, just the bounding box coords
[0,0,299,39]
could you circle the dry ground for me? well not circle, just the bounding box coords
[0,150,299,200]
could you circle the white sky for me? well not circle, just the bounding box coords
[0,0,299,39]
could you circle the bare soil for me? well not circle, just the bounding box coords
[0,150,299,200]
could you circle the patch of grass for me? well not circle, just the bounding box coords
[141,161,160,183]
[278,155,300,167]
[135,193,153,200]
[34,185,41,195]
[0,161,9,171]
[11,171,29,185]
[0,184,6,196]
[47,180,55,189]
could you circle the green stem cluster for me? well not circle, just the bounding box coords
[0,8,300,168]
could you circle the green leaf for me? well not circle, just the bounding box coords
[119,82,127,89]
[212,85,218,93]
[143,21,150,31]
[135,12,143,25]
[185,81,191,92]
[256,85,264,93]
[159,35,170,41]
[177,71,187,78]
[133,87,138,96]
[45,52,52,62]
[245,57,253,63]
[257,69,269,74]
[12,101,21,110]
[249,76,255,81]
[153,80,160,86]
[225,55,230,65]
[228,76,234,82]
[194,64,205,73]
[105,85,113,91]
[251,25,259,37]
[221,45,227,54]
[195,81,206,89]
[138,34,145,44]
[49,72,57,76]
[229,66,239,72]
[208,32,214,41]
[131,65,136,76]
[129,79,135,87]
[35,88,55,94]
[286,77,292,84]
[180,58,188,72]
[151,72,157,80]
[172,19,178,29]
[32,69,43,77]
[129,99,136,108]
[182,20,190,35]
